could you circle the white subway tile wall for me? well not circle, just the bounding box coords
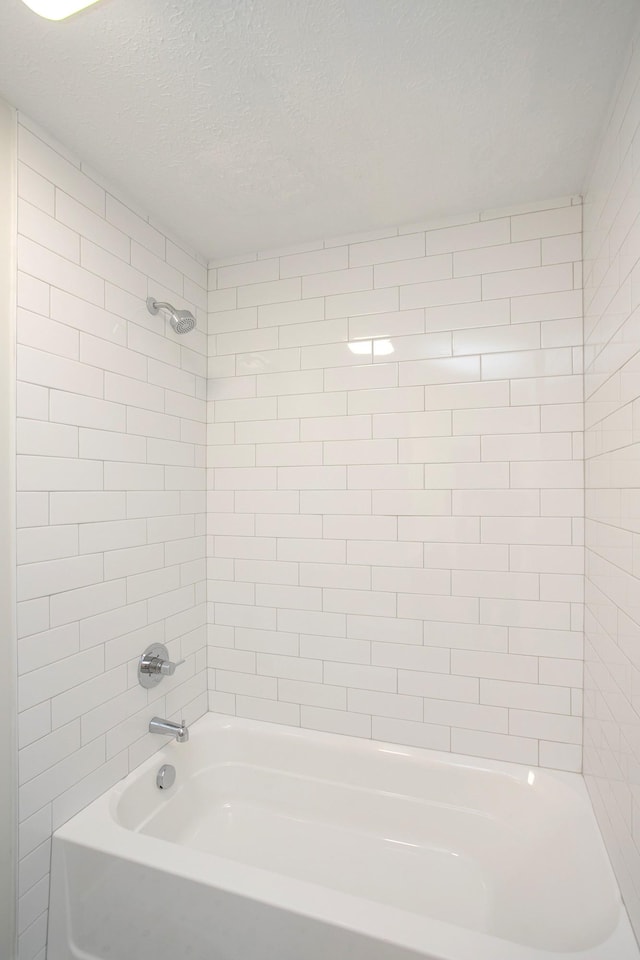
[15,116,208,960]
[207,198,585,772]
[583,25,640,938]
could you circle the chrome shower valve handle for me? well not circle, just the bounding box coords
[138,642,184,688]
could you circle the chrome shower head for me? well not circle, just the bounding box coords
[146,297,197,334]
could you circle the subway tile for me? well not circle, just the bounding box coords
[19,126,104,214]
[324,661,396,692]
[349,386,423,415]
[277,538,345,562]
[300,562,370,590]
[281,246,348,278]
[104,372,164,413]
[18,345,103,399]
[400,355,480,386]
[50,289,126,345]
[323,514,397,539]
[481,432,572,461]
[374,253,450,288]
[511,205,582,242]
[541,234,581,265]
[302,705,371,738]
[509,709,582,743]
[425,218,510,254]
[373,410,450,437]
[400,276,481,310]
[17,271,49,316]
[451,728,538,765]
[452,489,540,516]
[399,670,479,702]
[397,516,479,542]
[349,308,425,340]
[426,379,509,410]
[258,298,324,327]
[348,688,422,721]
[426,298,510,332]
[454,240,540,277]
[372,566,450,596]
[56,191,129,260]
[453,321,540,356]
[425,462,509,489]
[400,435,479,463]
[19,199,80,262]
[482,347,573,380]
[300,634,370,664]
[424,621,508,652]
[17,420,78,458]
[280,317,347,348]
[50,579,127,628]
[373,489,451,515]
[105,195,165,257]
[481,678,570,713]
[347,540,422,567]
[18,163,54,215]
[347,614,422,645]
[18,456,102,493]
[398,593,479,623]
[323,588,396,617]
[238,277,301,308]
[326,287,398,319]
[481,598,571,630]
[451,649,538,682]
[18,554,103,602]
[19,649,104,712]
[481,517,572,545]
[350,232,425,266]
[17,383,48,422]
[257,369,323,397]
[427,698,508,734]
[372,716,450,750]
[279,678,346,709]
[19,623,80,676]
[301,414,371,442]
[130,241,182,294]
[237,696,300,726]
[82,239,145,298]
[302,266,372,299]
[482,263,573,300]
[217,257,279,289]
[511,289,582,324]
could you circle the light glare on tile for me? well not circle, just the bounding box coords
[348,340,372,355]
[373,339,394,356]
[20,0,100,20]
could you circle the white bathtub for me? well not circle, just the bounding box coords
[47,713,638,960]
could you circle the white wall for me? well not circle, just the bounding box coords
[15,116,208,960]
[583,23,640,939]
[0,94,18,960]
[206,200,585,771]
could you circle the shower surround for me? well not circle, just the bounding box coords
[12,109,592,960]
[583,24,640,938]
[14,115,208,960]
[206,199,584,771]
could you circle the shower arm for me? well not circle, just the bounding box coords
[147,298,173,315]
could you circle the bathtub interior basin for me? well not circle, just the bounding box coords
[47,713,640,960]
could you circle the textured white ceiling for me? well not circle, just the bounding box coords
[0,0,637,259]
